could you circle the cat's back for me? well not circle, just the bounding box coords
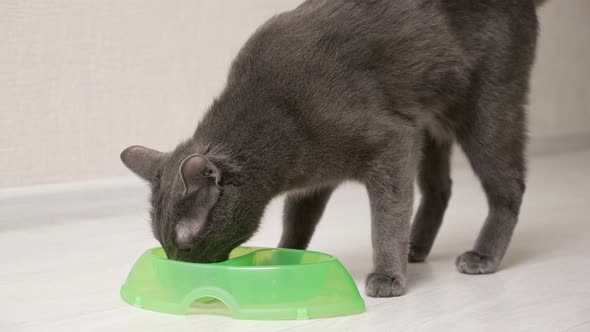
[231,0,537,81]
[229,0,471,91]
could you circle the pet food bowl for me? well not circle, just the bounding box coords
[120,246,365,320]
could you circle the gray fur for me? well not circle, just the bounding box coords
[122,0,542,297]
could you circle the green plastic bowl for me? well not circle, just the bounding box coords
[120,246,365,320]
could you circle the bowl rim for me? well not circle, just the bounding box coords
[144,246,340,269]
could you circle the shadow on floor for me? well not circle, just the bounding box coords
[332,218,577,291]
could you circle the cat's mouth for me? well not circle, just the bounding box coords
[174,250,230,264]
[163,246,188,260]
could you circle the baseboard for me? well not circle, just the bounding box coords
[0,177,143,200]
[451,133,590,167]
[0,177,149,231]
[528,133,590,156]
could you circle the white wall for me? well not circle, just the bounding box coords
[1,0,589,187]
[530,1,590,139]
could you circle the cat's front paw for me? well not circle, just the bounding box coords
[456,251,499,275]
[365,273,406,297]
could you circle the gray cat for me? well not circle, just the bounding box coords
[121,0,544,297]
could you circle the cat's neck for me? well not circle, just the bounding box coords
[190,88,300,197]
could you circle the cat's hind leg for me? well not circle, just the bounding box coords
[456,91,527,275]
[409,133,453,262]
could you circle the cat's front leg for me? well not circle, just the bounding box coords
[364,147,418,297]
[279,186,336,250]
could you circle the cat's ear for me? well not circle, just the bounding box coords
[120,145,164,181]
[175,181,221,248]
[179,154,221,196]
[175,154,222,248]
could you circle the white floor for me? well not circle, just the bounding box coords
[1,148,590,332]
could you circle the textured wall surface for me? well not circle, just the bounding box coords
[1,0,589,187]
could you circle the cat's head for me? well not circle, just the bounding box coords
[120,144,257,263]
